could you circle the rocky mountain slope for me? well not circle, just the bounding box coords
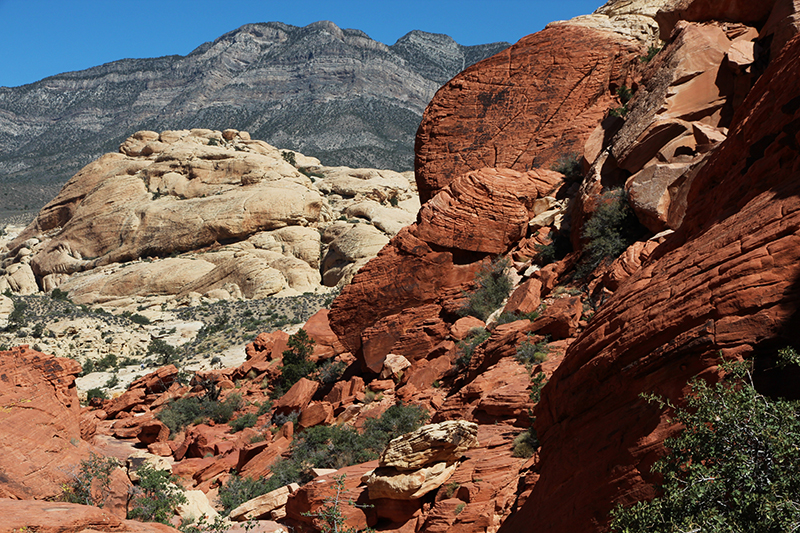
[0,22,508,218]
[3,0,800,532]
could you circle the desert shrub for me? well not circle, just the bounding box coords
[511,427,540,458]
[51,288,70,301]
[362,403,429,444]
[577,188,643,278]
[229,412,257,432]
[640,45,662,63]
[127,463,187,524]
[610,355,800,532]
[460,257,513,321]
[157,392,242,434]
[129,313,151,325]
[534,229,572,266]
[81,359,96,375]
[303,474,367,533]
[550,152,583,182]
[221,403,429,509]
[94,352,117,371]
[147,338,178,366]
[272,329,316,397]
[456,328,491,368]
[4,299,27,332]
[62,452,119,506]
[609,86,635,118]
[515,335,549,366]
[317,359,346,385]
[257,400,272,416]
[281,151,297,166]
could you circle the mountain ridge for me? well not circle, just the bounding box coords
[0,21,509,218]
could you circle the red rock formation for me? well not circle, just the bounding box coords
[500,31,800,533]
[329,167,563,366]
[0,499,179,532]
[655,0,776,40]
[414,26,644,203]
[0,346,94,499]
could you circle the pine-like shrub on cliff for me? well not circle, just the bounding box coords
[577,189,644,278]
[456,327,491,368]
[460,257,513,321]
[271,328,317,398]
[611,353,800,533]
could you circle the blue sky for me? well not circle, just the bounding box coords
[0,0,603,88]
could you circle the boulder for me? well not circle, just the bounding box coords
[363,461,458,500]
[415,25,644,202]
[298,402,335,428]
[0,346,94,499]
[229,483,300,521]
[379,420,479,471]
[273,378,319,416]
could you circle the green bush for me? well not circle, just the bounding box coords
[456,328,491,368]
[550,152,583,182]
[147,338,178,366]
[272,329,316,397]
[511,427,540,458]
[62,452,119,506]
[460,257,513,321]
[50,288,70,301]
[610,355,800,532]
[229,412,258,432]
[515,335,549,366]
[130,313,151,325]
[157,392,242,434]
[128,463,187,524]
[578,188,643,278]
[4,299,27,332]
[95,352,117,371]
[281,151,297,166]
[640,45,662,63]
[218,404,429,515]
[317,359,346,385]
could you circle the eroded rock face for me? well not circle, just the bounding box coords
[329,167,563,363]
[0,499,179,533]
[379,420,479,470]
[414,25,644,203]
[3,129,420,306]
[501,30,800,533]
[0,345,93,499]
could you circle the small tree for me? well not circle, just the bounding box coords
[303,474,373,533]
[127,463,187,524]
[611,354,800,532]
[276,328,316,394]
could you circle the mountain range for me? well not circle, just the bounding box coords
[0,21,509,218]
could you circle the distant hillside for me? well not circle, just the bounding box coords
[0,22,509,218]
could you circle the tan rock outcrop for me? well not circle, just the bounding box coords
[379,420,479,471]
[364,461,458,500]
[229,483,300,521]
